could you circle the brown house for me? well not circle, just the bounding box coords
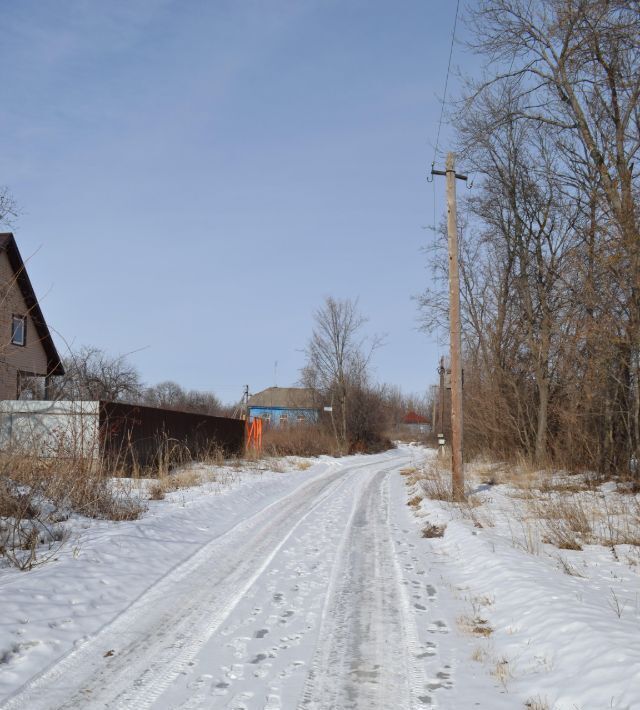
[0,233,64,399]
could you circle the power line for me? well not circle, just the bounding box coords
[432,0,460,168]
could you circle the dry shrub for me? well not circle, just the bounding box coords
[525,697,550,710]
[527,494,594,550]
[420,462,455,502]
[261,425,341,458]
[148,469,202,500]
[0,445,146,570]
[458,496,494,528]
[163,469,201,490]
[471,646,489,663]
[600,494,640,546]
[491,657,512,688]
[536,473,593,494]
[148,482,165,500]
[407,494,422,508]
[422,522,446,538]
[197,444,226,467]
[472,462,503,486]
[0,480,39,519]
[458,614,493,636]
[400,467,423,487]
[555,554,585,577]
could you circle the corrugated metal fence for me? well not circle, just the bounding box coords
[100,401,244,469]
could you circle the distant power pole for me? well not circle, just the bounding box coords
[432,152,467,500]
[244,384,250,421]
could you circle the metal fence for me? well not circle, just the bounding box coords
[0,400,245,473]
[99,401,245,470]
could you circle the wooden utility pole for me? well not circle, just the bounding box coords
[438,356,445,438]
[432,152,466,500]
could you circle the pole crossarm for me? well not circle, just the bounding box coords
[431,167,468,181]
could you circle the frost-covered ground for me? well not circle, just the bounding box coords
[1,445,637,709]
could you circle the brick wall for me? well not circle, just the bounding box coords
[0,251,49,399]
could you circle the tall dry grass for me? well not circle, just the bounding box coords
[261,425,342,458]
[0,435,148,570]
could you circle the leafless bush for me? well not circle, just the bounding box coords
[0,436,146,570]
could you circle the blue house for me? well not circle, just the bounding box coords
[248,387,320,427]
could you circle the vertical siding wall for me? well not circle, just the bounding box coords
[0,252,49,399]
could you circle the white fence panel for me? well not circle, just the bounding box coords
[0,401,100,460]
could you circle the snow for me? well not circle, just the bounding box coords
[413,454,640,710]
[0,445,638,709]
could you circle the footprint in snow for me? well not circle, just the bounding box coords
[427,620,449,634]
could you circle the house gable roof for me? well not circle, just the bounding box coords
[404,410,429,424]
[248,387,319,410]
[0,233,64,376]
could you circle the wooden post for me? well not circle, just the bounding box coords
[438,356,445,438]
[446,152,464,500]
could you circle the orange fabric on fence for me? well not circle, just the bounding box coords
[245,417,263,453]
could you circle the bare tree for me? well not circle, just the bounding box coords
[419,0,640,472]
[143,380,184,409]
[54,346,143,402]
[303,297,382,450]
[0,187,18,228]
[467,0,640,469]
[142,381,222,415]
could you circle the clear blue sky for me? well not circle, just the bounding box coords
[1,0,471,403]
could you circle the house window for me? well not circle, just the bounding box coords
[11,315,26,346]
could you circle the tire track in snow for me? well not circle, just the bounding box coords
[0,459,380,710]
[300,461,431,709]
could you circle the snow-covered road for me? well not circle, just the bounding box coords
[1,447,508,709]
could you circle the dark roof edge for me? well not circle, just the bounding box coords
[0,233,65,376]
